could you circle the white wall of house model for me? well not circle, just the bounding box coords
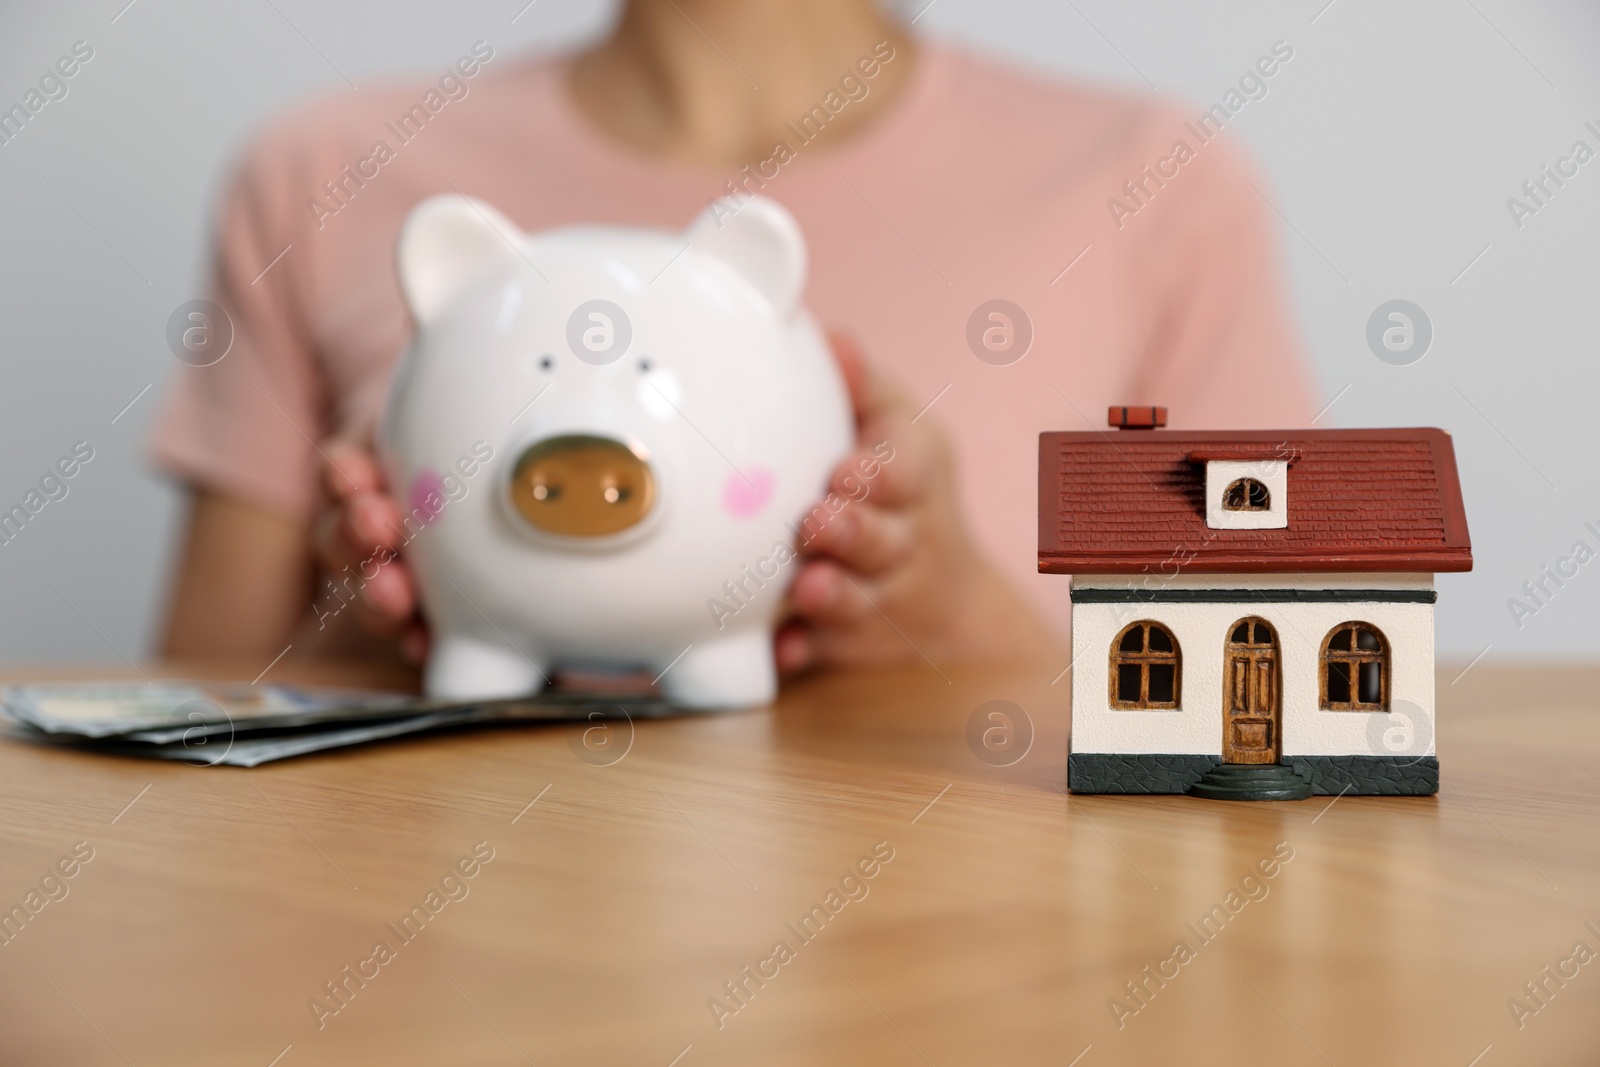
[1069,572,1435,758]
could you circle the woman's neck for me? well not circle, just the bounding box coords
[570,0,916,167]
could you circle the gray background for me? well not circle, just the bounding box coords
[0,0,1595,664]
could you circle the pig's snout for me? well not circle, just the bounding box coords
[510,434,656,537]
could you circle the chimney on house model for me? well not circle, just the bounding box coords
[1107,405,1167,430]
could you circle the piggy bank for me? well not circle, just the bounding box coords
[381,195,853,707]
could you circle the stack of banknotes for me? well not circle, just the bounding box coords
[0,682,674,766]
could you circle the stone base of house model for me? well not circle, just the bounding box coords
[1067,752,1439,796]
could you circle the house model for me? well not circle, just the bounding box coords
[1039,407,1473,801]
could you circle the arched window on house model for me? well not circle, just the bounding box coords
[1321,623,1389,711]
[1110,621,1181,709]
[1222,477,1271,511]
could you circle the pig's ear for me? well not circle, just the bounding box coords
[397,194,523,324]
[684,196,806,318]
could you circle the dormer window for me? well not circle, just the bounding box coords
[1190,451,1292,530]
[1223,478,1271,511]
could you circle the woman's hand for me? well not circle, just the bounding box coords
[311,439,429,663]
[775,335,1059,675]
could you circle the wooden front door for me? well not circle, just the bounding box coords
[1223,617,1281,764]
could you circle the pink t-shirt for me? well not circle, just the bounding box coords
[151,42,1317,637]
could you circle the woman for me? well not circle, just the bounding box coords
[153,0,1315,676]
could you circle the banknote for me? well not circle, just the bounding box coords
[0,681,685,765]
[0,683,415,738]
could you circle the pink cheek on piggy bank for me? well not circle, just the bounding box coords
[409,468,447,524]
[723,467,775,518]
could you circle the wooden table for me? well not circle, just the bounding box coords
[1,660,1596,1066]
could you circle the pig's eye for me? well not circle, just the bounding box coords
[539,355,554,371]
[637,358,652,373]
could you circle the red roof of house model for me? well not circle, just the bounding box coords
[1038,427,1473,574]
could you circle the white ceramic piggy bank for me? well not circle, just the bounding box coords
[381,195,852,707]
